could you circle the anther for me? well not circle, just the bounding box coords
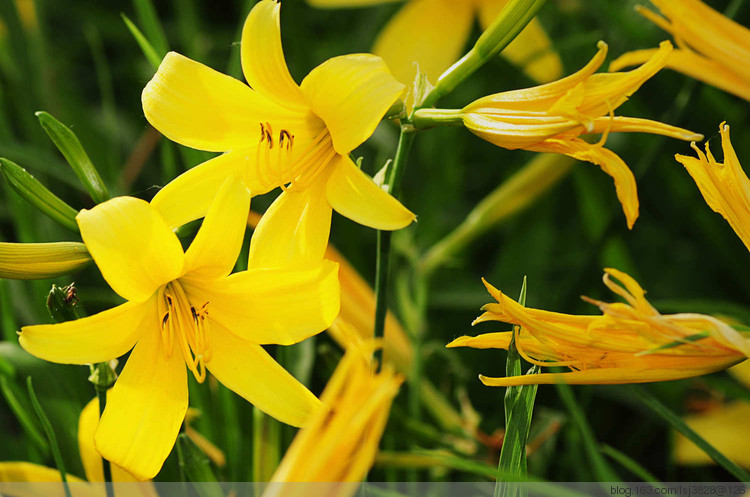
[259,123,266,143]
[265,122,274,148]
[161,312,170,329]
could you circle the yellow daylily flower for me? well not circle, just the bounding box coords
[676,123,750,252]
[448,268,748,386]
[609,0,750,102]
[265,342,402,492]
[307,0,563,86]
[18,177,340,480]
[458,40,702,228]
[144,0,414,259]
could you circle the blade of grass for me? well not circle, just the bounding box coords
[133,0,169,57]
[600,444,661,483]
[629,385,750,482]
[27,377,72,497]
[0,375,49,453]
[121,13,162,70]
[556,381,619,481]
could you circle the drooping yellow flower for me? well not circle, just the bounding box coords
[264,342,402,493]
[609,0,750,102]
[18,177,340,480]
[307,0,563,87]
[676,123,750,252]
[143,0,414,259]
[455,40,702,228]
[448,268,748,386]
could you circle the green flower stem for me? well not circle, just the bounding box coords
[630,385,750,482]
[373,125,416,365]
[411,109,464,130]
[419,0,548,109]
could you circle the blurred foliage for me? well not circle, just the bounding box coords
[1,0,749,484]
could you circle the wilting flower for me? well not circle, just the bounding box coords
[144,0,414,262]
[19,177,340,480]
[676,122,750,252]
[307,0,563,87]
[264,342,402,494]
[609,0,750,102]
[456,40,702,228]
[448,268,748,386]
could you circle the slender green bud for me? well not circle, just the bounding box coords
[420,0,548,109]
[46,282,82,322]
[0,158,79,232]
[36,111,110,204]
[420,153,573,275]
[0,242,91,279]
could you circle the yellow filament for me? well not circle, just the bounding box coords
[160,281,211,383]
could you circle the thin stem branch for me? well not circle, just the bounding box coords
[97,386,114,497]
[373,126,416,366]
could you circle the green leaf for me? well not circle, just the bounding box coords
[133,0,169,58]
[630,385,750,482]
[252,406,281,482]
[36,111,109,204]
[497,278,541,497]
[600,444,662,483]
[121,13,162,70]
[0,374,49,453]
[556,381,619,481]
[27,376,72,497]
[0,158,79,232]
[176,432,224,497]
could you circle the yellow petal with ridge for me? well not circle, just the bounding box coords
[95,330,188,481]
[143,52,307,152]
[247,174,332,270]
[183,177,250,279]
[181,260,340,346]
[301,54,405,155]
[326,155,415,230]
[206,323,321,427]
[19,299,155,365]
[77,197,184,302]
[241,0,305,109]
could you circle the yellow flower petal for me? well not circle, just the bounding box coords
[183,177,250,279]
[77,197,184,302]
[478,359,740,386]
[142,51,308,152]
[528,138,639,229]
[206,324,321,427]
[465,41,608,113]
[676,123,750,253]
[181,260,340,346]
[300,54,405,155]
[675,402,750,468]
[95,330,188,481]
[325,155,415,230]
[78,397,141,483]
[588,116,703,142]
[19,299,155,365]
[609,48,750,103]
[151,151,249,229]
[0,462,86,483]
[308,0,402,6]
[240,0,306,109]
[247,174,332,269]
[478,0,562,83]
[372,0,474,86]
